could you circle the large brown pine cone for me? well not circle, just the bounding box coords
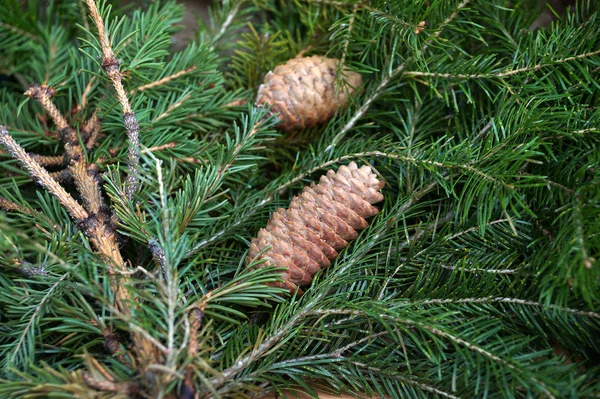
[246,162,384,292]
[256,55,362,132]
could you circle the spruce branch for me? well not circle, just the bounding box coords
[326,0,472,152]
[206,181,440,393]
[308,308,557,398]
[418,297,600,319]
[402,49,600,80]
[0,126,89,221]
[32,154,64,167]
[209,1,241,51]
[129,66,198,94]
[84,0,140,201]
[2,0,599,396]
[6,271,69,371]
[1,113,158,370]
[153,92,192,122]
[0,197,35,216]
[25,83,104,215]
[10,259,48,278]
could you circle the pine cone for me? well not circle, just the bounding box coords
[247,162,384,292]
[256,55,362,132]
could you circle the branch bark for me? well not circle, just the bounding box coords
[84,0,141,200]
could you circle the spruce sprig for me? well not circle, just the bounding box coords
[1,0,599,398]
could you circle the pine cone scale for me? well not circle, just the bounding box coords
[246,162,384,291]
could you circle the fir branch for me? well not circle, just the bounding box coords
[84,0,140,201]
[210,1,241,51]
[418,323,555,398]
[345,363,461,399]
[6,272,69,371]
[436,263,518,274]
[325,0,472,151]
[153,92,192,122]
[206,182,440,392]
[32,154,64,167]
[0,21,39,43]
[417,297,600,319]
[0,126,89,221]
[25,84,104,215]
[0,197,34,216]
[403,49,600,80]
[309,309,556,397]
[129,66,197,94]
[338,3,359,73]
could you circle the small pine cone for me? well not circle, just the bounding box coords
[247,162,384,292]
[256,55,362,131]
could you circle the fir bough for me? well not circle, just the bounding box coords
[0,0,599,398]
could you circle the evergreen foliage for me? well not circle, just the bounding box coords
[0,0,599,397]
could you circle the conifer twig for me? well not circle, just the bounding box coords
[0,196,35,216]
[205,181,440,393]
[82,371,140,394]
[130,66,198,94]
[25,84,104,215]
[325,0,472,151]
[84,0,140,200]
[183,308,203,399]
[0,126,89,221]
[11,259,49,278]
[402,49,600,80]
[32,154,64,167]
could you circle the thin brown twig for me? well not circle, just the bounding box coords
[130,66,198,94]
[403,49,600,80]
[82,371,140,394]
[142,142,178,153]
[0,126,88,221]
[84,0,140,200]
[24,85,68,129]
[154,93,192,122]
[82,112,102,149]
[26,84,105,215]
[0,196,35,216]
[78,76,98,113]
[32,154,64,167]
[183,308,203,399]
[47,169,73,183]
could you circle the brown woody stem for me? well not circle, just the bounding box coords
[0,126,89,221]
[26,84,104,215]
[84,0,140,201]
